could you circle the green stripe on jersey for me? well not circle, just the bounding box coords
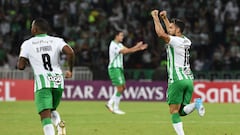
[34,73,64,91]
[179,68,186,80]
[39,74,46,88]
[48,73,54,88]
[167,46,193,83]
[35,74,39,90]
[108,41,124,69]
[168,46,177,82]
[110,53,123,68]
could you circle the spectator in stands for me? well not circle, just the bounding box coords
[224,0,239,22]
[211,44,225,71]
[6,49,18,69]
[229,39,240,70]
[0,41,7,66]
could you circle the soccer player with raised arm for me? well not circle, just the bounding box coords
[17,18,74,135]
[151,10,205,135]
[105,30,148,115]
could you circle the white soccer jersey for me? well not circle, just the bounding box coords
[108,40,124,69]
[19,34,67,91]
[167,35,194,83]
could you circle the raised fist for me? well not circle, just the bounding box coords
[151,10,159,17]
[159,10,167,18]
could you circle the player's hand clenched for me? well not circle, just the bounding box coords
[65,71,72,78]
[151,10,159,17]
[159,10,167,18]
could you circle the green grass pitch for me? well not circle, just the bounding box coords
[0,101,239,135]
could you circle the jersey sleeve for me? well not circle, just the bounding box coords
[116,43,125,54]
[57,38,68,52]
[118,43,125,53]
[19,42,29,59]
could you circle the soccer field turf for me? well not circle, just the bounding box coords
[0,101,239,135]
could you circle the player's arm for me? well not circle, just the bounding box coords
[62,45,75,78]
[151,10,170,43]
[120,41,148,54]
[17,57,29,70]
[159,10,170,34]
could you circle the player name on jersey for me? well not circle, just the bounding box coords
[36,46,52,53]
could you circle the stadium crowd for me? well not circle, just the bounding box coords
[0,0,239,72]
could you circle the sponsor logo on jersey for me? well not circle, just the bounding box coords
[47,75,62,85]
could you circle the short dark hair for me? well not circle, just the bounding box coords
[171,18,185,33]
[33,18,50,33]
[110,29,123,40]
[113,30,122,37]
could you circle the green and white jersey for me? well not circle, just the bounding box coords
[167,35,194,84]
[19,34,67,91]
[108,40,124,69]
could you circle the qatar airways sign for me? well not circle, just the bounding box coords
[62,81,167,101]
[192,82,240,103]
[1,80,240,103]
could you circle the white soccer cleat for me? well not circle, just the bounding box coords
[195,98,205,117]
[113,109,126,115]
[57,120,66,135]
[105,103,114,112]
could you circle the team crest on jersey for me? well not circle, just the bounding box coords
[47,75,62,85]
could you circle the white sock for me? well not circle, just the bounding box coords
[51,110,61,126]
[173,122,185,135]
[43,124,55,135]
[183,103,195,114]
[114,95,121,110]
[108,90,117,105]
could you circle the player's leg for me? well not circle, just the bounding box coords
[52,88,66,135]
[40,110,54,135]
[179,80,205,117]
[106,68,126,114]
[179,80,195,116]
[51,88,63,126]
[195,98,205,117]
[35,88,55,135]
[51,111,61,128]
[167,81,185,135]
[112,85,125,114]
[106,85,125,114]
[106,89,117,112]
[179,103,195,116]
[106,68,116,112]
[112,68,126,114]
[169,104,184,135]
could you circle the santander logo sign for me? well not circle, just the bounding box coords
[193,82,240,103]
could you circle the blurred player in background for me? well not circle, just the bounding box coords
[105,31,148,115]
[151,10,205,135]
[17,18,74,135]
